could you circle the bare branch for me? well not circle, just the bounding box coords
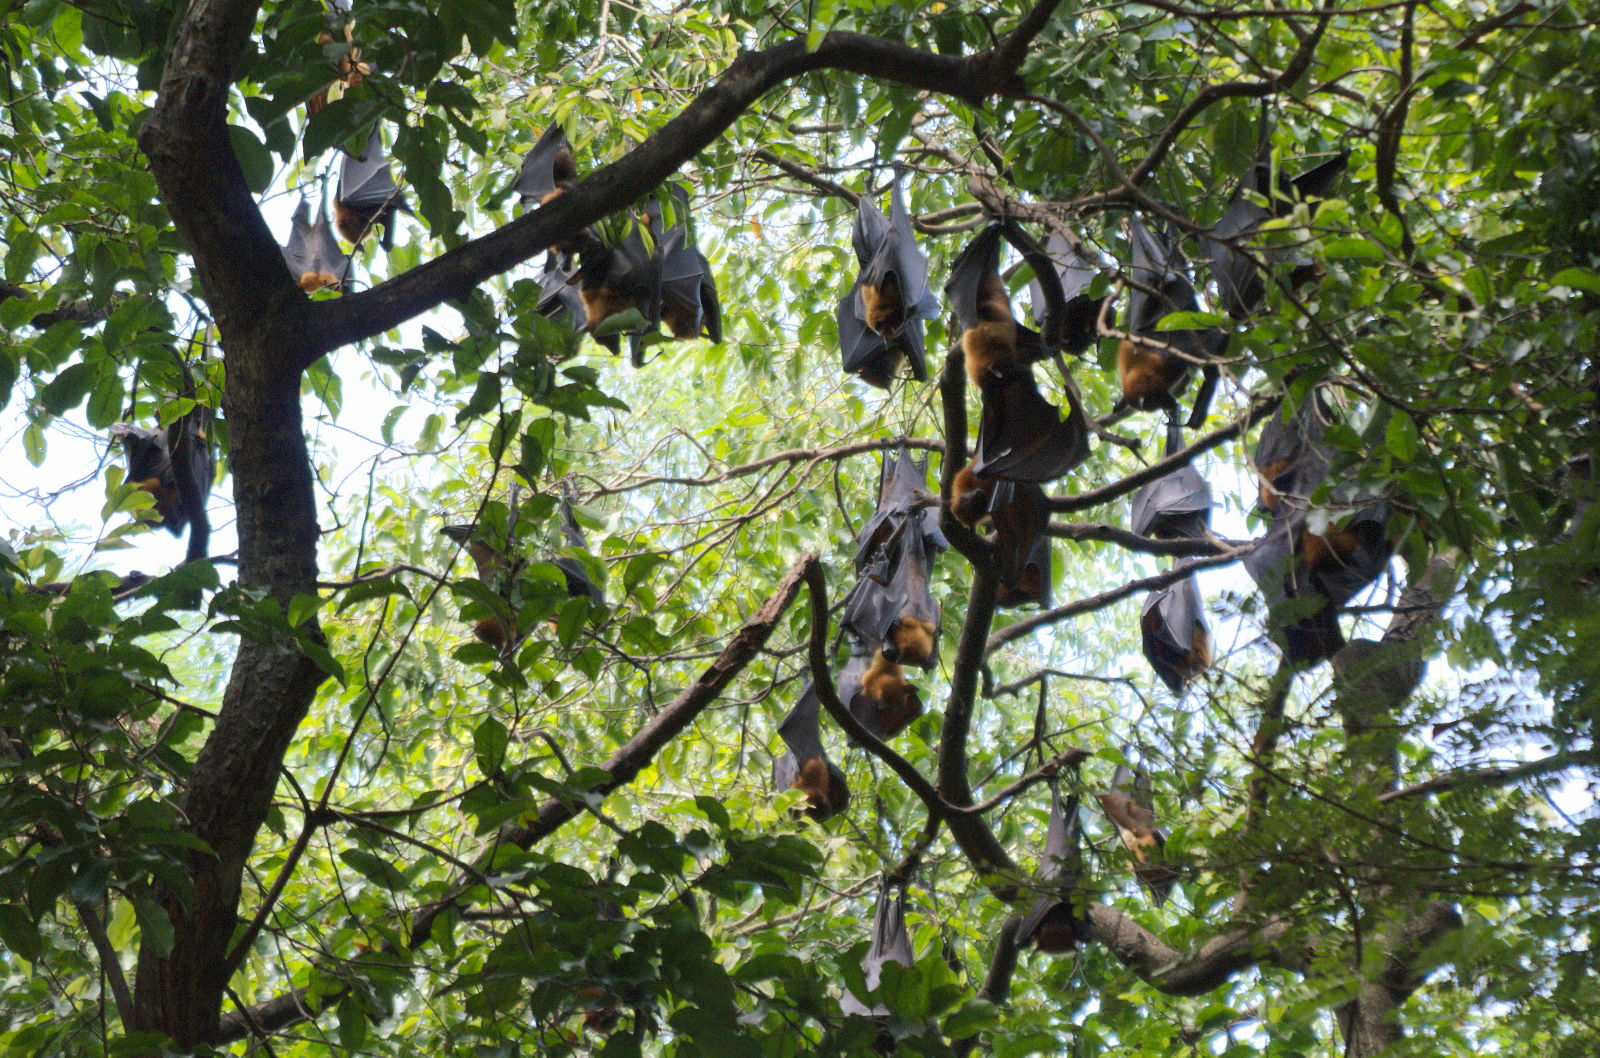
[1089,905,1293,996]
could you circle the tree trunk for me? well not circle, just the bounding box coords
[129,335,327,1046]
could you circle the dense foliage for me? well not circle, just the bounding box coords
[2,1,1598,1056]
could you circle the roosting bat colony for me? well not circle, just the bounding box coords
[102,31,1402,1013]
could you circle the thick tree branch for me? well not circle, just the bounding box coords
[307,9,1061,360]
[1089,905,1293,996]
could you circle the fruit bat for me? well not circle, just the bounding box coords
[1118,216,1227,428]
[1140,575,1210,694]
[554,486,605,607]
[1202,125,1351,319]
[1303,501,1392,606]
[111,409,214,539]
[517,123,578,208]
[969,368,1090,483]
[838,648,923,740]
[336,125,409,249]
[282,199,349,293]
[1017,787,1092,953]
[578,217,662,365]
[439,521,520,652]
[948,223,1092,483]
[650,185,723,344]
[1097,762,1179,906]
[840,882,915,1017]
[950,466,1051,607]
[836,168,939,387]
[1249,498,1392,666]
[841,522,940,669]
[515,123,594,259]
[1030,230,1108,356]
[536,251,586,331]
[773,682,849,822]
[1129,426,1212,540]
[855,446,945,573]
[946,222,1059,389]
[1252,393,1331,515]
[990,480,1052,609]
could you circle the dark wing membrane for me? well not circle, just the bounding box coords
[111,423,186,535]
[554,491,604,605]
[885,171,933,313]
[339,125,404,212]
[1126,215,1217,361]
[989,480,1052,608]
[1031,230,1106,356]
[1200,192,1271,319]
[1140,576,1209,694]
[943,223,1005,333]
[971,367,1089,483]
[841,884,914,1017]
[282,200,349,288]
[536,253,586,330]
[1129,464,1213,539]
[515,123,574,208]
[850,192,891,267]
[837,285,894,380]
[1018,789,1092,951]
[840,553,896,648]
[1253,394,1331,514]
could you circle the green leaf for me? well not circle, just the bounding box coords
[1385,414,1420,462]
[0,905,42,962]
[340,848,407,890]
[39,361,97,414]
[131,893,174,958]
[1322,237,1387,260]
[473,716,509,778]
[1550,267,1600,295]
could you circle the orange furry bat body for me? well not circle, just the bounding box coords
[963,272,1020,389]
[861,277,906,336]
[791,756,849,821]
[1116,337,1188,412]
